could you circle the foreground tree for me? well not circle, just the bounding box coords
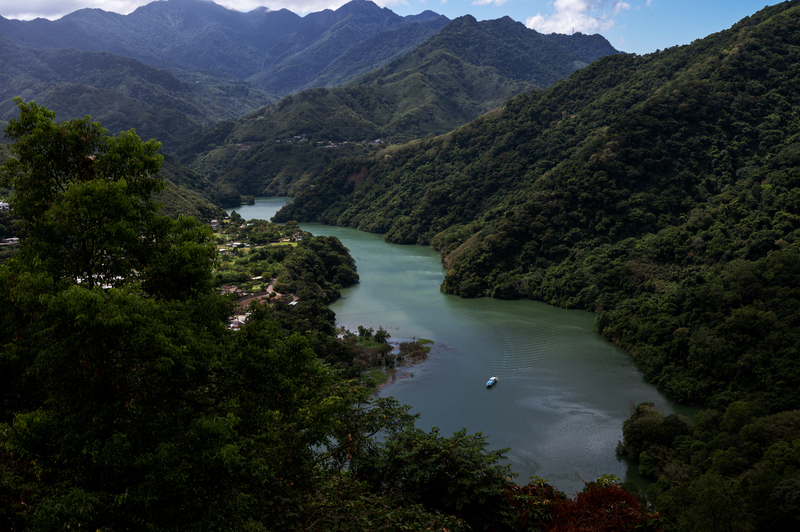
[2,98,166,289]
[0,100,353,530]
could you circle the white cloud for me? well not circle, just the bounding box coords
[2,0,125,20]
[216,1,350,15]
[243,0,412,14]
[526,0,630,34]
[471,0,510,6]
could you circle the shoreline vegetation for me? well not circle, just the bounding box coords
[341,327,435,393]
[210,211,437,389]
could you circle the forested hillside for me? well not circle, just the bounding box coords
[277,0,800,406]
[245,3,449,95]
[184,15,618,197]
[276,2,800,528]
[353,15,618,95]
[0,37,273,151]
[0,39,263,213]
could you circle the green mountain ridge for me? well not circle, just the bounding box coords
[185,15,619,197]
[358,15,618,89]
[0,37,276,142]
[285,16,450,92]
[247,2,450,95]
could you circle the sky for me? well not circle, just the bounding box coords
[0,0,784,55]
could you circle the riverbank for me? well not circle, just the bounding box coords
[229,204,690,495]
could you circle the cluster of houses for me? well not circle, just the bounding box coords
[232,135,383,149]
[319,139,383,148]
[275,134,309,144]
[228,312,248,330]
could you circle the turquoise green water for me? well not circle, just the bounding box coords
[231,198,691,494]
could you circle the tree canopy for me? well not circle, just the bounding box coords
[0,100,346,529]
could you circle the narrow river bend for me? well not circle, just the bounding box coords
[231,198,692,494]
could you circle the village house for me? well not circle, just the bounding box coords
[0,201,9,211]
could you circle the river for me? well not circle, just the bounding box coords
[230,198,693,494]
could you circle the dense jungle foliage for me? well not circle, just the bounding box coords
[617,401,800,532]
[0,99,662,531]
[276,2,800,529]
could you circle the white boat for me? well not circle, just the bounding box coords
[486,376,498,387]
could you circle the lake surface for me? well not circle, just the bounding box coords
[232,198,692,493]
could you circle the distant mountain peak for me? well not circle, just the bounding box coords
[335,0,395,16]
[405,10,441,22]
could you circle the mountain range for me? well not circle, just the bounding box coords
[1,0,620,205]
[0,36,273,145]
[0,0,449,96]
[180,13,619,196]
